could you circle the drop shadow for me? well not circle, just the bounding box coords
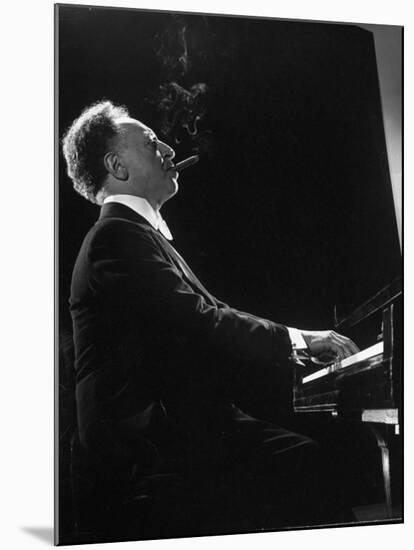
[21,526,54,545]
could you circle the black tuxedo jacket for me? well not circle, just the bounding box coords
[70,202,292,456]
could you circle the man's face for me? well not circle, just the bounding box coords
[114,117,179,208]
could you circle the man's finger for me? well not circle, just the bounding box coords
[324,341,345,360]
[334,333,360,356]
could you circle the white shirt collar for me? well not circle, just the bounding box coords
[103,194,173,240]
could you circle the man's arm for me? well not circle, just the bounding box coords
[90,220,358,364]
[89,220,292,364]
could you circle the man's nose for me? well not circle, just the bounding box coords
[159,141,175,159]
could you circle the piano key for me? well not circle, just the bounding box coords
[302,341,384,384]
[339,341,384,369]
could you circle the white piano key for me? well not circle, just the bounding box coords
[302,341,384,384]
[339,341,383,369]
[302,366,332,384]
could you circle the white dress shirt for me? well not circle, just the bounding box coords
[286,326,307,351]
[103,194,307,351]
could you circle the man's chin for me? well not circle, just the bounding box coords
[163,179,178,202]
[159,172,179,202]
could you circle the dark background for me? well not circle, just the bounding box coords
[58,5,401,347]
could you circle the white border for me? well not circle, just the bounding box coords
[1,1,411,549]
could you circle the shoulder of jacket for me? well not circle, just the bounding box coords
[86,216,162,250]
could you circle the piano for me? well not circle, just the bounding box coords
[293,277,402,518]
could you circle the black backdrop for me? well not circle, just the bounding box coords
[58,5,401,341]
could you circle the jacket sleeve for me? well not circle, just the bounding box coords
[88,220,292,363]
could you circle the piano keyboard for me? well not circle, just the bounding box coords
[302,341,384,384]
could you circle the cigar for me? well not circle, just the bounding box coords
[172,155,200,172]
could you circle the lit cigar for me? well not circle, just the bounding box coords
[172,155,200,172]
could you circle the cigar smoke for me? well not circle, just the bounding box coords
[154,16,210,152]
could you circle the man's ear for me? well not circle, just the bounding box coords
[103,152,128,181]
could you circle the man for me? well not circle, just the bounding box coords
[62,100,358,535]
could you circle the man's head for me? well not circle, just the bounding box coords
[62,100,178,209]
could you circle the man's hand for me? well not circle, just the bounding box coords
[301,330,359,361]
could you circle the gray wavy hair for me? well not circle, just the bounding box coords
[62,100,129,204]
